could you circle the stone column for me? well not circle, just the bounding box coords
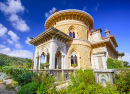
[38,56,42,70]
[44,54,47,63]
[61,55,65,69]
[49,39,56,69]
[35,57,39,70]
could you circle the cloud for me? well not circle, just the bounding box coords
[8,30,19,42]
[7,39,13,44]
[15,43,22,49]
[25,37,31,45]
[0,0,30,32]
[0,44,6,48]
[122,53,130,64]
[94,3,99,12]
[83,6,88,11]
[0,47,33,59]
[8,14,30,31]
[0,47,10,53]
[7,30,23,49]
[45,7,56,18]
[0,23,8,37]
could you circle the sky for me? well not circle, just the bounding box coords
[0,0,130,63]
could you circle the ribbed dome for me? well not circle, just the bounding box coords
[45,9,94,30]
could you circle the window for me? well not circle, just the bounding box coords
[69,32,72,37]
[72,32,75,38]
[69,26,76,38]
[71,51,78,66]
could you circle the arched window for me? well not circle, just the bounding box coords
[71,51,78,66]
[69,32,72,37]
[69,26,76,38]
[71,56,73,66]
[72,32,75,38]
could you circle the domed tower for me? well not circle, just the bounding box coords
[45,9,94,40]
[45,9,94,69]
[30,9,95,70]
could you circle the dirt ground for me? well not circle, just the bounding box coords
[0,83,17,94]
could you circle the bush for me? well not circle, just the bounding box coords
[10,68,28,80]
[107,58,117,69]
[114,59,123,69]
[36,73,56,94]
[70,69,96,86]
[115,69,130,93]
[0,72,8,81]
[18,82,39,94]
[16,71,33,86]
[57,69,120,94]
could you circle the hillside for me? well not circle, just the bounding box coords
[0,53,31,66]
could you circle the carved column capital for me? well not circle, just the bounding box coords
[61,55,65,58]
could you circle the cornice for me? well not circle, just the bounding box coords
[45,9,94,30]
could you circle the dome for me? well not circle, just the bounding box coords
[45,9,94,30]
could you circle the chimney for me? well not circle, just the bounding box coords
[105,29,110,37]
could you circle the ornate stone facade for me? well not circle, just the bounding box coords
[29,9,124,70]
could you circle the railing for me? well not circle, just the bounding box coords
[29,69,74,81]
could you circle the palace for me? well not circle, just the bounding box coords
[29,9,124,70]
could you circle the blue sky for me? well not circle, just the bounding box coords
[0,0,130,63]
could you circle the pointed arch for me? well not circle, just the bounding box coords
[68,26,76,38]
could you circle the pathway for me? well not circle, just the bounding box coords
[0,82,16,94]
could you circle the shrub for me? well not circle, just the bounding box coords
[16,71,33,86]
[70,69,96,86]
[57,69,120,94]
[0,72,8,81]
[17,82,39,94]
[115,69,130,93]
[114,59,123,69]
[10,68,28,80]
[107,58,117,69]
[36,73,56,94]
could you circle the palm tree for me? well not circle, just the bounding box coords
[30,37,34,69]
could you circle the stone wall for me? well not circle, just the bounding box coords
[54,20,89,40]
[66,39,92,69]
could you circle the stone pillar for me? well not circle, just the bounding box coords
[61,55,65,69]
[49,39,56,69]
[35,57,39,70]
[38,56,42,70]
[45,55,47,63]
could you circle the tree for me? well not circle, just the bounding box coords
[123,61,129,67]
[30,37,34,69]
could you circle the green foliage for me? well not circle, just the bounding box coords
[10,68,28,80]
[123,61,129,67]
[18,82,39,94]
[114,59,123,68]
[115,69,130,93]
[36,73,56,94]
[40,63,44,69]
[44,62,49,64]
[30,37,34,39]
[70,69,96,86]
[57,69,120,94]
[16,71,33,86]
[0,53,33,69]
[5,84,15,91]
[107,58,117,69]
[0,53,28,67]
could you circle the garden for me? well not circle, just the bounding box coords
[0,57,130,94]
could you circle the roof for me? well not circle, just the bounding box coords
[29,27,72,45]
[102,35,118,47]
[45,9,94,30]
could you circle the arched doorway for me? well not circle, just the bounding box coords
[55,51,62,69]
